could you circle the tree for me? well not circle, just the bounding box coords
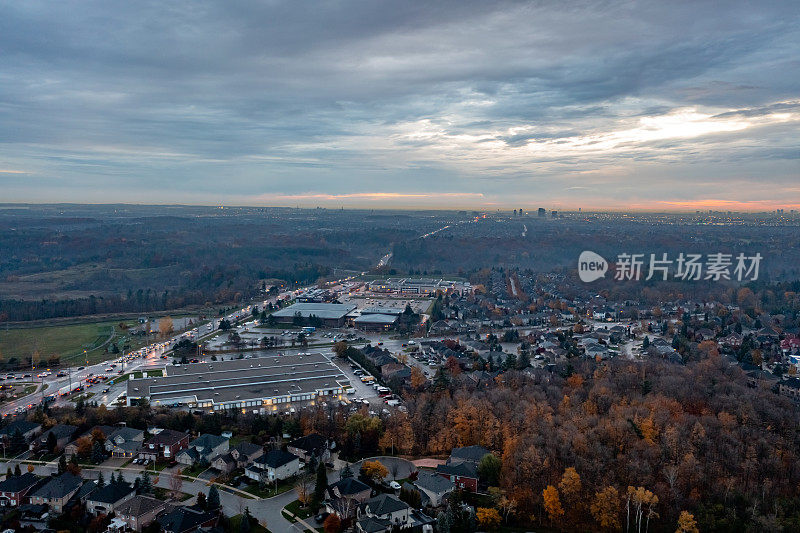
[26,464,33,474]
[58,455,67,474]
[313,462,328,507]
[46,431,57,453]
[13,464,21,477]
[294,473,314,507]
[170,468,184,497]
[140,470,152,494]
[626,486,658,533]
[5,467,11,478]
[196,491,207,510]
[543,485,564,523]
[340,463,354,479]
[675,511,699,533]
[323,513,341,533]
[476,507,501,530]
[219,318,231,331]
[410,366,426,389]
[333,341,348,358]
[477,453,501,486]
[360,460,389,484]
[399,486,422,508]
[97,471,105,487]
[159,316,174,337]
[10,429,25,453]
[558,467,582,504]
[239,507,252,533]
[207,485,221,509]
[591,486,620,531]
[91,440,105,464]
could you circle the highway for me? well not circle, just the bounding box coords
[0,294,286,417]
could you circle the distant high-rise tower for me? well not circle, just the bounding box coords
[551,210,558,218]
[538,208,546,217]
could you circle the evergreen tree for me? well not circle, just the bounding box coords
[6,467,12,478]
[133,477,141,493]
[46,431,57,454]
[14,464,21,477]
[340,463,354,479]
[239,507,253,533]
[58,456,67,474]
[314,462,328,506]
[141,470,152,494]
[196,491,207,510]
[91,441,105,464]
[207,485,220,509]
[97,471,105,487]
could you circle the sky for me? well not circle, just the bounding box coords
[0,0,798,210]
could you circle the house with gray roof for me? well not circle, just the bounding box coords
[116,495,168,532]
[86,482,136,516]
[411,471,455,507]
[29,472,82,513]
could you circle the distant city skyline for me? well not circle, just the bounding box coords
[1,1,798,210]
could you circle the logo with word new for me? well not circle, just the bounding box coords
[578,251,608,282]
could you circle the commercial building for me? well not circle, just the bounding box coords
[271,302,357,327]
[127,353,348,413]
[368,278,472,296]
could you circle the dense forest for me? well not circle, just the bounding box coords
[0,205,461,322]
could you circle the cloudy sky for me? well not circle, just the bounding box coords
[1,0,798,210]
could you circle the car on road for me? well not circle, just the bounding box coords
[102,388,110,393]
[77,366,85,370]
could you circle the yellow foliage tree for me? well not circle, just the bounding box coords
[590,486,620,531]
[159,316,174,337]
[360,460,389,483]
[475,507,501,530]
[543,485,564,523]
[675,511,699,533]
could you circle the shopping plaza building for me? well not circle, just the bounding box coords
[126,352,348,413]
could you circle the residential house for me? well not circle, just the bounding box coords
[0,421,42,444]
[158,505,218,533]
[209,441,263,474]
[411,471,454,508]
[245,449,300,483]
[356,494,412,532]
[139,429,190,462]
[287,433,329,464]
[0,473,41,507]
[229,442,263,468]
[18,503,49,528]
[448,445,490,466]
[177,434,228,466]
[86,482,136,516]
[210,454,237,474]
[116,495,169,532]
[779,377,800,400]
[105,427,145,458]
[325,477,372,519]
[28,472,82,513]
[64,425,115,459]
[33,424,77,452]
[435,462,479,492]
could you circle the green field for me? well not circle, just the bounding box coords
[0,319,147,366]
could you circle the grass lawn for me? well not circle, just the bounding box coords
[242,478,294,498]
[0,320,145,366]
[229,514,271,533]
[284,499,314,520]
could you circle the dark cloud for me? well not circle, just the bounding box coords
[0,0,797,207]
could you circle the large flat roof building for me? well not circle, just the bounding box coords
[368,278,472,296]
[271,302,356,327]
[127,353,348,413]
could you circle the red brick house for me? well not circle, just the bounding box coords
[138,430,189,462]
